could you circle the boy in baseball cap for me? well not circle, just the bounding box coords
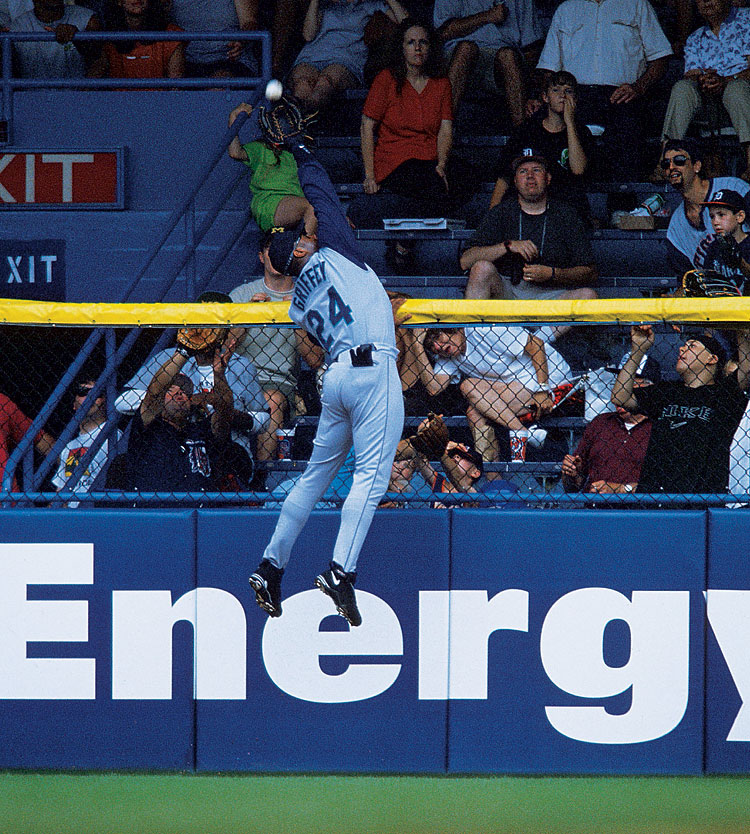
[700,188,750,293]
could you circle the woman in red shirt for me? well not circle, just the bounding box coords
[347,19,456,268]
[95,0,184,79]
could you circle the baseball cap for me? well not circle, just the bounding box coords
[511,147,549,173]
[266,220,306,275]
[171,373,194,396]
[701,189,747,213]
[692,334,726,366]
[447,442,484,476]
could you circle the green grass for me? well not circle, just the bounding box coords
[2,773,750,834]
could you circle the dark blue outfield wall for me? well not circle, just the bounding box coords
[1,508,749,774]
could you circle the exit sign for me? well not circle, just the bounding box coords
[0,149,124,209]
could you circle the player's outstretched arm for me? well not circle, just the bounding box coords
[259,97,365,267]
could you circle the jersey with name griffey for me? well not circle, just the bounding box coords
[289,247,398,361]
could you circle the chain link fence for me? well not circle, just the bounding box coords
[1,302,749,508]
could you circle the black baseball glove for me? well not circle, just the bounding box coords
[257,97,316,151]
[714,234,743,270]
[682,269,742,298]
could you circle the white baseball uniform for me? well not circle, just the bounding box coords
[261,155,403,574]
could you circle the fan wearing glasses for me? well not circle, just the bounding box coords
[52,377,121,507]
[663,138,750,280]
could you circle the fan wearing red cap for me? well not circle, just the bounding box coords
[700,189,750,293]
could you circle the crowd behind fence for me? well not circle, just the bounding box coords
[2,299,750,508]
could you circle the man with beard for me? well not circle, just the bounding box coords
[663,138,750,278]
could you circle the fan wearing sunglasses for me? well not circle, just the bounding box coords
[52,377,121,506]
[663,138,750,280]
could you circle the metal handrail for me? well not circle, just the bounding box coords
[1,33,270,500]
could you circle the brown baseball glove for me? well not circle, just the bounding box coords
[409,412,449,459]
[176,327,224,356]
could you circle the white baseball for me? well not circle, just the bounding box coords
[265,79,283,102]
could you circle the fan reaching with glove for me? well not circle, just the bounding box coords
[694,189,750,295]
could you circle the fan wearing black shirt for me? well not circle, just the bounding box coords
[612,325,750,495]
[490,71,595,224]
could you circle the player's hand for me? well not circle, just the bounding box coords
[250,292,271,302]
[610,83,638,104]
[522,263,553,283]
[363,177,380,194]
[561,454,582,478]
[630,324,655,352]
[507,239,539,262]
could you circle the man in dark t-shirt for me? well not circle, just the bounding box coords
[125,339,234,496]
[613,325,750,495]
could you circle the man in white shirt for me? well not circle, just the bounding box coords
[537,0,672,178]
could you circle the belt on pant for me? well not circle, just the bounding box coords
[331,343,376,367]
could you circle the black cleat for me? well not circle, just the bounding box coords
[249,560,284,618]
[315,561,362,626]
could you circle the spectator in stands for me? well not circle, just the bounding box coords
[91,0,184,79]
[288,0,409,112]
[460,151,597,321]
[536,0,672,179]
[115,292,270,468]
[0,1,32,29]
[700,188,750,291]
[433,0,543,124]
[52,377,121,506]
[169,0,258,78]
[405,435,483,492]
[227,232,325,477]
[657,0,750,183]
[227,102,316,236]
[11,0,101,78]
[612,324,750,494]
[561,362,657,494]
[121,347,234,496]
[0,391,55,491]
[663,138,750,278]
[346,19,455,270]
[489,71,595,225]
[269,0,307,78]
[404,324,571,461]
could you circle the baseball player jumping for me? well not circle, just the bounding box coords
[248,98,404,627]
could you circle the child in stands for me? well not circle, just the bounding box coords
[701,189,750,294]
[227,102,317,236]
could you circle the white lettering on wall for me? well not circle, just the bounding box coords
[418,590,529,700]
[0,543,95,699]
[541,589,690,744]
[112,588,246,700]
[261,590,403,703]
